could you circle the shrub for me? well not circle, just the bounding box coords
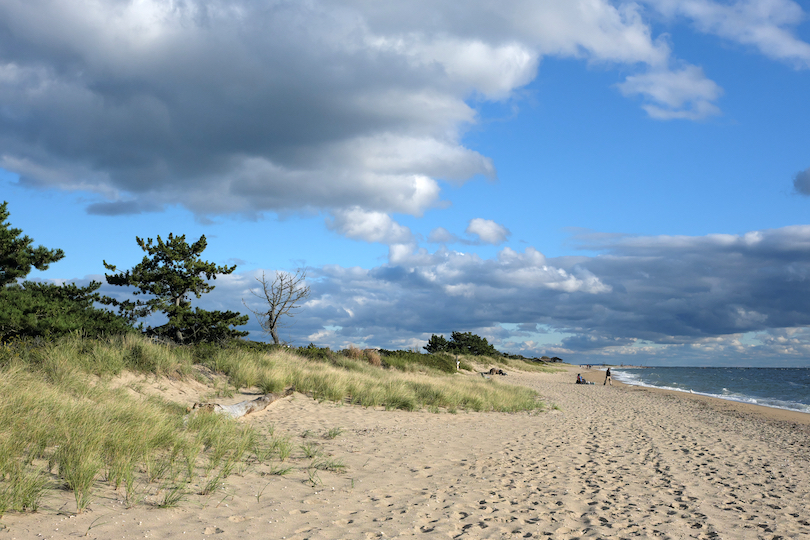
[296,343,335,363]
[364,349,381,367]
[344,345,363,360]
[378,350,457,373]
[423,331,501,357]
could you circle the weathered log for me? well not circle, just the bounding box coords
[191,387,294,419]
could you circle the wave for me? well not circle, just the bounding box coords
[612,369,810,415]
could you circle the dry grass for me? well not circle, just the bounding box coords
[204,347,543,413]
[455,353,563,374]
[345,345,363,360]
[363,349,381,367]
[0,334,549,518]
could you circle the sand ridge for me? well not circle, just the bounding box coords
[3,365,809,539]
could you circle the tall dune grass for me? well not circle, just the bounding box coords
[0,355,255,516]
[0,334,549,517]
[1,333,194,378]
[196,346,544,412]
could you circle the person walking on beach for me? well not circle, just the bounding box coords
[604,367,612,386]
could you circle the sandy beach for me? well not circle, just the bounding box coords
[3,364,809,540]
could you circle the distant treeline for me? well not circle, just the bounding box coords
[423,331,562,363]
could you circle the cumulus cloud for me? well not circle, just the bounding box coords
[326,207,414,244]
[0,0,770,227]
[290,226,810,363]
[427,227,459,244]
[466,218,511,245]
[283,244,614,351]
[428,218,511,245]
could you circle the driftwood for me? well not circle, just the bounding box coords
[191,387,294,419]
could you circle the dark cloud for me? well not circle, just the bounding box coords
[77,224,810,364]
[516,323,542,333]
[273,226,810,364]
[793,167,810,195]
[86,200,161,216]
[0,0,731,228]
[560,334,637,351]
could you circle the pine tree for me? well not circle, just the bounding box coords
[1,281,132,339]
[103,233,249,344]
[0,201,64,287]
[422,331,501,357]
[423,334,449,353]
[0,201,132,339]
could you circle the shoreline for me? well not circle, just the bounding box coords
[576,364,810,426]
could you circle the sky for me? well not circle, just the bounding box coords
[2,0,810,366]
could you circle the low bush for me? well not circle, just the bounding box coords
[344,345,363,360]
[364,349,381,367]
[295,343,336,363]
[378,349,458,373]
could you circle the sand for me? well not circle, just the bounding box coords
[4,365,809,539]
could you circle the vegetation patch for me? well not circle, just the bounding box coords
[378,349,463,373]
[0,363,255,515]
[0,334,551,518]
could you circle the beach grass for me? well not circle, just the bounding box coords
[0,333,550,516]
[0,355,258,515]
[199,345,545,412]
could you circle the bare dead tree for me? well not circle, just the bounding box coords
[243,268,311,344]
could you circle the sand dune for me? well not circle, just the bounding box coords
[4,365,809,539]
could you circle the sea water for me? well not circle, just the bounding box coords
[611,367,810,414]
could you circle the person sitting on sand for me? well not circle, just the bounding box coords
[576,374,585,384]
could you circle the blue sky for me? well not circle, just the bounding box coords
[2,0,810,366]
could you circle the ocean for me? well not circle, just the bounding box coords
[611,366,810,414]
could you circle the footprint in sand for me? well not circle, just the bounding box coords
[203,526,224,534]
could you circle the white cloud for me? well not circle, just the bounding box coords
[466,218,511,244]
[646,0,810,68]
[427,227,458,244]
[506,0,671,65]
[326,207,414,244]
[428,218,512,245]
[617,65,723,120]
[369,35,540,100]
